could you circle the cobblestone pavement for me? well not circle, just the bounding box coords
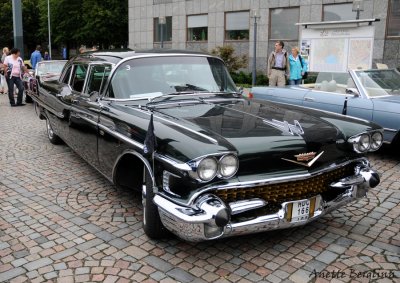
[0,94,399,283]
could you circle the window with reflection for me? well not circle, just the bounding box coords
[270,7,299,40]
[86,65,112,95]
[154,17,172,42]
[108,56,237,99]
[387,0,400,37]
[71,65,88,92]
[187,15,208,41]
[323,3,356,21]
[225,11,249,40]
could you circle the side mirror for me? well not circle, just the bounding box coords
[345,88,360,97]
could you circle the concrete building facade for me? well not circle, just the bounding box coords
[128,0,400,71]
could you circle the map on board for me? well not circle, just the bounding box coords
[312,38,347,72]
[301,25,374,72]
[348,39,373,70]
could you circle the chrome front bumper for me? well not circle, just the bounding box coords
[153,163,380,242]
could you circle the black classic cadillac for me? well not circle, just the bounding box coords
[31,50,382,241]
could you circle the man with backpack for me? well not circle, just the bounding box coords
[267,40,290,87]
[3,48,29,106]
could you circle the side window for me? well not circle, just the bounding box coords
[85,65,112,95]
[70,64,88,92]
[61,66,72,84]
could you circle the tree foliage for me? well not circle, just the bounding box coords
[0,0,128,57]
[211,45,248,73]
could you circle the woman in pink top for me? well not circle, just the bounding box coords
[3,48,28,106]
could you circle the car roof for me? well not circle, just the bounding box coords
[72,49,215,65]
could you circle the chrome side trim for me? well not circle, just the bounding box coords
[98,123,144,150]
[154,115,219,145]
[154,153,192,171]
[33,97,65,119]
[112,149,155,187]
[383,127,397,133]
[80,116,98,127]
[128,106,219,145]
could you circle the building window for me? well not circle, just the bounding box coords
[323,3,356,21]
[387,0,400,37]
[270,7,299,40]
[187,14,208,41]
[153,0,172,4]
[225,11,249,40]
[154,17,172,42]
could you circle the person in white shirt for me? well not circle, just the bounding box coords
[3,48,28,106]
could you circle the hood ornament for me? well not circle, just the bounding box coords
[263,119,304,135]
[282,151,324,167]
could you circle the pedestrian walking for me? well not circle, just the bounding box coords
[44,51,51,60]
[4,48,29,106]
[0,47,10,94]
[288,46,308,85]
[30,45,42,70]
[267,41,290,87]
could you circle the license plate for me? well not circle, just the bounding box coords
[287,197,316,222]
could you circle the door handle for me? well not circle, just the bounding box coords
[304,96,314,102]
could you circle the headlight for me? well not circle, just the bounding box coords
[348,131,383,153]
[197,157,218,181]
[218,154,239,178]
[357,134,371,152]
[370,132,383,151]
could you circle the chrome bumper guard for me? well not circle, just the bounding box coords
[153,164,379,242]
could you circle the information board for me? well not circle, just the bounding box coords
[300,25,374,72]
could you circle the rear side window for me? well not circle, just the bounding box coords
[86,65,112,95]
[70,65,88,92]
[61,66,72,84]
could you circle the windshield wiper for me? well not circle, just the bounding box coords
[173,84,209,92]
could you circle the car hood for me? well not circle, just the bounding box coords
[149,96,371,174]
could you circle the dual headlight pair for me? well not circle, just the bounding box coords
[348,131,383,153]
[189,154,239,182]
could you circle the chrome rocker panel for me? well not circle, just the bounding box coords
[153,162,379,242]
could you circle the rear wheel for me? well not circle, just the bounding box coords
[46,119,62,145]
[142,169,169,239]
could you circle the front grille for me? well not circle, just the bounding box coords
[214,163,355,207]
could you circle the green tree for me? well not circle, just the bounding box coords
[211,45,248,73]
[0,0,13,49]
[80,0,128,48]
[23,0,44,53]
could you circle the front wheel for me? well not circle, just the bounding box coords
[142,169,169,239]
[46,119,62,145]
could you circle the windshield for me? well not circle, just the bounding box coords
[355,69,400,97]
[108,56,237,99]
[313,72,356,94]
[37,62,66,76]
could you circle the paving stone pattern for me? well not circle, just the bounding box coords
[0,95,399,283]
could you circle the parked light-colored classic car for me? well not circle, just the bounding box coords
[251,69,400,147]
